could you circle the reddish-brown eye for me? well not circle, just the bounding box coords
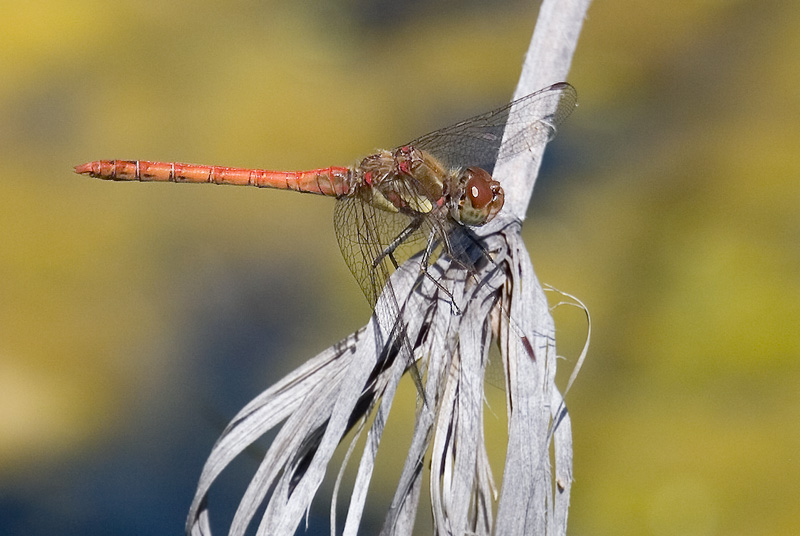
[465,167,494,209]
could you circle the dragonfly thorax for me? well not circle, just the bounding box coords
[352,146,504,226]
[353,146,450,216]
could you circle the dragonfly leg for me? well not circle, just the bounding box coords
[418,230,463,315]
[371,217,424,271]
[368,218,430,404]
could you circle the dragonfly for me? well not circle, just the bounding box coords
[75,82,577,308]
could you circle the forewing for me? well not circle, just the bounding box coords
[408,82,577,174]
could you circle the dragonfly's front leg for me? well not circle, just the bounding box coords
[369,216,429,400]
[372,216,424,272]
[375,217,464,315]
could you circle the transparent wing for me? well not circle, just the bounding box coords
[333,181,437,307]
[334,83,577,305]
[407,82,577,174]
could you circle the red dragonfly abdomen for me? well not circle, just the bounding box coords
[74,160,352,197]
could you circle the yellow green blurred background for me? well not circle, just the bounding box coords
[1,0,798,534]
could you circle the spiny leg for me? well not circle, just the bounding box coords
[369,216,428,401]
[371,216,424,272]
[367,216,423,304]
[416,229,463,315]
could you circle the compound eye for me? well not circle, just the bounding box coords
[453,167,503,226]
[464,167,494,209]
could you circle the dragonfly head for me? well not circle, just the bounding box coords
[450,167,504,225]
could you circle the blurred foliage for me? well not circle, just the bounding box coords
[0,0,798,535]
